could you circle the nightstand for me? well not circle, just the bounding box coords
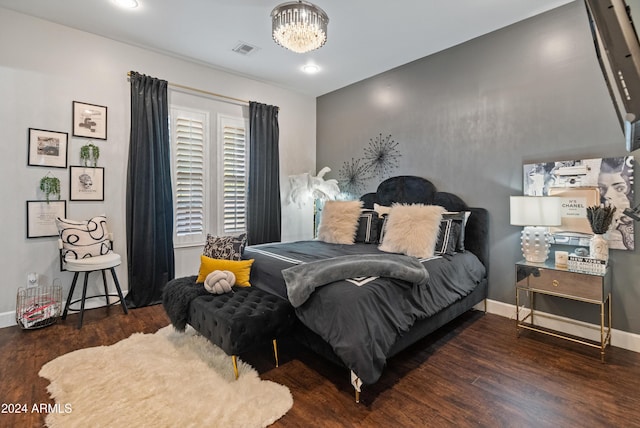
[515,259,612,362]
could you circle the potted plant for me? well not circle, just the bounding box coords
[39,175,61,203]
[586,204,616,262]
[80,142,100,167]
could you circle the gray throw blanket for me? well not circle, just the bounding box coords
[162,275,209,331]
[282,254,429,307]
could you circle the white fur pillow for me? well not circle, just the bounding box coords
[317,200,363,244]
[378,204,445,258]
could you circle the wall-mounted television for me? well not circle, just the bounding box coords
[585,0,640,152]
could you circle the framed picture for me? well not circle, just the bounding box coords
[27,128,68,168]
[72,101,107,140]
[549,187,601,235]
[26,200,66,238]
[69,166,104,201]
[523,156,635,250]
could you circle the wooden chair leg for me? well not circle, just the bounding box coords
[62,272,79,320]
[110,267,128,314]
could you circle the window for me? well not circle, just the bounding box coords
[219,115,248,234]
[171,108,208,246]
[170,107,248,247]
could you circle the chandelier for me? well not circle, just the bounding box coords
[271,1,329,54]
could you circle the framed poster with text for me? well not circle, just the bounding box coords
[26,200,66,238]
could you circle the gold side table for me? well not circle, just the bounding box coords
[515,259,612,362]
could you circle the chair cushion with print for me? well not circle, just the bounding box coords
[56,215,112,260]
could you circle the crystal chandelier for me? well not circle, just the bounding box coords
[271,1,329,54]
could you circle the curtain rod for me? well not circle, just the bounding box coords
[126,72,249,105]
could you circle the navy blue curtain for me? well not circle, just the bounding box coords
[125,71,175,308]
[247,101,281,245]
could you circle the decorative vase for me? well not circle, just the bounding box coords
[589,234,609,263]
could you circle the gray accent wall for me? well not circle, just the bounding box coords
[317,2,640,333]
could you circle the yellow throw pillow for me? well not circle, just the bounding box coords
[196,256,254,287]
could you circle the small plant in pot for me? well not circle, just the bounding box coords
[39,175,61,203]
[586,204,616,262]
[586,204,616,234]
[80,142,100,167]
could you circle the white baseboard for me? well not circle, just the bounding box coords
[477,299,640,354]
[0,311,17,328]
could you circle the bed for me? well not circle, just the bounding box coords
[244,175,489,402]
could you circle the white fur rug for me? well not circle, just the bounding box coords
[39,326,293,428]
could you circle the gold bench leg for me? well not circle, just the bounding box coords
[232,355,239,380]
[273,339,279,367]
[233,340,280,380]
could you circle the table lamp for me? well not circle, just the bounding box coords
[510,196,562,263]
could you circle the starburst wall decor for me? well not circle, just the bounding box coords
[363,133,400,179]
[338,157,370,195]
[338,132,402,196]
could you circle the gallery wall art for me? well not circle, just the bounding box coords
[523,156,634,250]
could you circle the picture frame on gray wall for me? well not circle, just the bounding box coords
[72,101,107,140]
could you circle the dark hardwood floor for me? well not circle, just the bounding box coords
[2,305,639,427]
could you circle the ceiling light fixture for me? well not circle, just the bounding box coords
[302,64,320,74]
[114,0,139,9]
[271,1,329,54]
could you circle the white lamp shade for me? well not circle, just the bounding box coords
[510,196,562,227]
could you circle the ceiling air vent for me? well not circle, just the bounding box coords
[232,42,260,56]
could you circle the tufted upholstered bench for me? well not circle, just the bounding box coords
[187,286,295,379]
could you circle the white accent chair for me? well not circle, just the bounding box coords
[59,233,128,328]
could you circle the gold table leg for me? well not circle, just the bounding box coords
[516,288,520,337]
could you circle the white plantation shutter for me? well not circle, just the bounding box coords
[169,108,247,247]
[221,117,248,234]
[171,109,208,246]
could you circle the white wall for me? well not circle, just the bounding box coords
[0,8,316,327]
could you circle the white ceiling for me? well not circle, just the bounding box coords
[0,0,574,97]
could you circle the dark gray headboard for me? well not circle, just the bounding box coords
[360,176,490,270]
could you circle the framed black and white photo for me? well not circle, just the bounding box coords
[28,128,68,168]
[26,200,66,238]
[523,156,635,250]
[70,166,104,201]
[72,101,107,140]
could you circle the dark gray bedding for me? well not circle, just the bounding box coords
[282,253,429,307]
[244,241,485,385]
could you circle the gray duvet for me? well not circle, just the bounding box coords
[244,241,485,385]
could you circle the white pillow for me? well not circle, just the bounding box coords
[378,204,445,258]
[56,215,111,259]
[317,200,363,244]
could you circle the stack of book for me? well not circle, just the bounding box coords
[567,254,607,274]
